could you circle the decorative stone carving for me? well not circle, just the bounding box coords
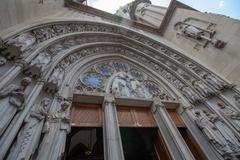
[210,113,240,153]
[7,97,51,160]
[45,67,65,93]
[175,20,226,49]
[2,32,36,60]
[181,86,201,104]
[24,52,52,78]
[201,72,228,90]
[0,77,31,136]
[217,102,240,132]
[0,56,7,66]
[36,100,71,160]
[192,80,216,97]
[194,110,235,159]
[7,32,36,52]
[233,95,240,108]
[111,72,152,99]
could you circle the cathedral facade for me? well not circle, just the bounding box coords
[0,0,240,160]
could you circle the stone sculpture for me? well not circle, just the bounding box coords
[112,72,151,99]
[217,102,240,132]
[7,32,36,52]
[36,100,71,160]
[7,97,51,160]
[0,77,31,136]
[194,110,234,159]
[25,52,52,78]
[45,67,65,93]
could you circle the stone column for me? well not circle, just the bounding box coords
[152,98,195,160]
[0,80,44,159]
[103,94,125,160]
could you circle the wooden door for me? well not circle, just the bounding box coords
[117,106,157,127]
[167,109,206,160]
[153,130,172,160]
[167,109,185,128]
[70,103,102,127]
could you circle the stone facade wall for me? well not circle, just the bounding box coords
[0,0,65,30]
[163,8,240,87]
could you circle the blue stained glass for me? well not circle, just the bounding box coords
[146,83,158,93]
[97,65,113,75]
[114,63,126,72]
[83,75,103,87]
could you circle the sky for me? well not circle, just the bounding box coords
[87,0,240,20]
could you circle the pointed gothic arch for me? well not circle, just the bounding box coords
[0,19,240,160]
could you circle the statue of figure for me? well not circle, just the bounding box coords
[181,86,200,104]
[194,110,234,158]
[192,80,215,97]
[25,52,52,78]
[48,67,65,87]
[112,73,151,99]
[0,56,7,66]
[7,98,51,160]
[217,102,240,132]
[7,32,36,51]
[0,77,31,136]
[33,27,53,43]
[112,73,131,97]
[202,73,225,90]
[45,67,65,93]
[209,113,240,153]
[30,52,52,72]
[233,95,240,108]
[36,100,71,160]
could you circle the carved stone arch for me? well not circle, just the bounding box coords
[54,53,193,107]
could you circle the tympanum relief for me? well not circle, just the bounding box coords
[74,60,172,100]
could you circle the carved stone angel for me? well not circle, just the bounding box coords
[7,97,51,160]
[7,32,36,52]
[194,110,234,158]
[181,86,201,104]
[36,100,71,160]
[217,102,240,132]
[202,73,226,90]
[209,113,240,153]
[0,77,31,136]
[192,80,216,97]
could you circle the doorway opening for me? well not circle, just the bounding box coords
[66,127,104,160]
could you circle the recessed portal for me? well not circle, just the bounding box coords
[120,127,161,160]
[66,127,104,160]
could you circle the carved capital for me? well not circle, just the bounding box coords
[104,93,115,104]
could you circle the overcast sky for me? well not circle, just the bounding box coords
[87,0,240,20]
